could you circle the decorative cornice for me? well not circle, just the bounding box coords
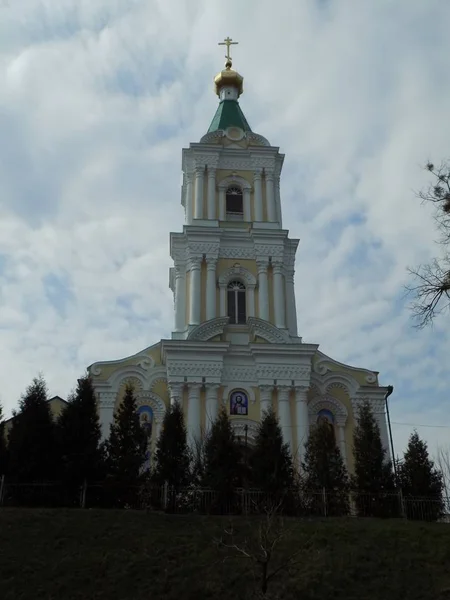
[166,361,223,379]
[255,244,285,258]
[247,317,291,344]
[187,242,220,257]
[187,317,229,342]
[222,365,257,383]
[219,246,255,260]
[255,364,311,381]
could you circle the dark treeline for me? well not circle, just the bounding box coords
[0,375,445,521]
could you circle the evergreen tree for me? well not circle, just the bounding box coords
[7,375,57,482]
[302,421,349,516]
[398,431,445,521]
[352,400,397,517]
[57,375,103,486]
[153,400,191,489]
[104,384,148,483]
[250,407,295,492]
[0,403,8,476]
[201,407,243,513]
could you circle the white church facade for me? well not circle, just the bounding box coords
[88,42,391,472]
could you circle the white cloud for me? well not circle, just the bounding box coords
[0,0,449,459]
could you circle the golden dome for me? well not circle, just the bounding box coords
[214,60,244,97]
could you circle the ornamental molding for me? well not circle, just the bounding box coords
[232,419,260,444]
[148,366,168,389]
[222,365,257,383]
[90,363,102,376]
[217,157,276,171]
[254,244,285,258]
[351,395,386,416]
[193,153,220,168]
[107,367,150,392]
[135,391,166,424]
[219,246,255,260]
[309,394,348,427]
[247,317,291,344]
[247,132,271,147]
[256,364,311,381]
[119,376,143,391]
[218,265,257,287]
[218,174,252,191]
[187,242,220,257]
[222,384,256,405]
[97,391,116,409]
[166,361,223,379]
[199,131,225,144]
[187,317,229,342]
[136,355,155,371]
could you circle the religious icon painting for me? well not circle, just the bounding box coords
[137,405,153,439]
[317,408,334,426]
[230,390,249,416]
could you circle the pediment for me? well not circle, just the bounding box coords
[247,317,291,344]
[187,317,230,342]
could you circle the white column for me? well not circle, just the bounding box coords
[206,258,217,320]
[260,385,273,417]
[247,284,255,318]
[257,260,269,321]
[185,174,194,225]
[253,170,263,221]
[243,188,251,221]
[174,264,186,332]
[207,167,216,219]
[265,171,276,222]
[187,383,202,447]
[205,384,220,435]
[295,387,310,469]
[169,383,183,407]
[337,424,347,466]
[272,262,286,328]
[219,283,226,317]
[275,176,282,226]
[277,386,292,452]
[285,270,298,337]
[194,167,204,219]
[188,256,202,325]
[219,188,226,220]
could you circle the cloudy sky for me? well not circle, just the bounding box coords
[1,0,449,459]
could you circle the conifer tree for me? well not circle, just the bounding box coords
[104,384,148,483]
[398,431,444,521]
[153,400,190,489]
[201,407,243,513]
[302,421,349,516]
[250,407,295,493]
[57,375,103,486]
[7,375,57,482]
[352,400,397,517]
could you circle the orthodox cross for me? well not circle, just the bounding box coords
[218,36,238,62]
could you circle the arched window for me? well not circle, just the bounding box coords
[227,280,246,324]
[226,186,243,220]
[317,409,335,441]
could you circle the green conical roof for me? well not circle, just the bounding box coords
[207,99,252,134]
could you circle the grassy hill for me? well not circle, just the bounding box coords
[1,508,450,599]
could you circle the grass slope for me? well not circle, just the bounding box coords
[1,509,450,599]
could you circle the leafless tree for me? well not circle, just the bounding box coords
[405,161,450,328]
[213,496,315,597]
[435,445,450,499]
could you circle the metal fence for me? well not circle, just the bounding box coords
[1,476,449,522]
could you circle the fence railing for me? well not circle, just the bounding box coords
[0,476,449,522]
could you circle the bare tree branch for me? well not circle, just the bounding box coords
[405,160,450,328]
[213,496,315,596]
